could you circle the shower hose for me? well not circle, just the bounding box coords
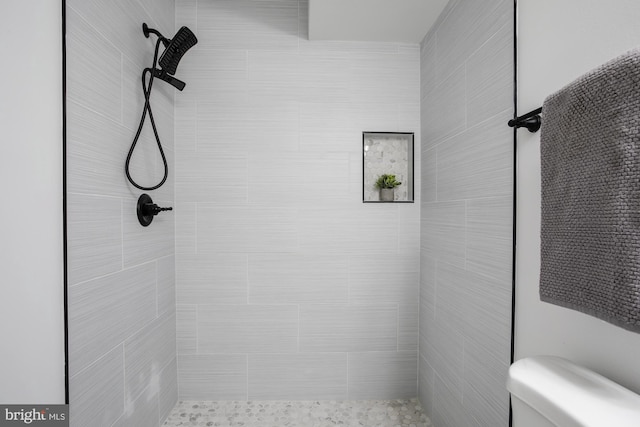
[125,37,168,191]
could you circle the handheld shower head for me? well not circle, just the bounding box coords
[158,26,198,75]
[142,23,198,76]
[151,68,186,91]
[126,23,198,191]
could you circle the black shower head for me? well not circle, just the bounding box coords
[143,23,198,76]
[158,26,198,75]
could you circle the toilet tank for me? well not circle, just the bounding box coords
[507,356,640,427]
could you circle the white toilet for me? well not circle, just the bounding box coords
[507,355,640,427]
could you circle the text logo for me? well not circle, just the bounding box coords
[0,405,68,427]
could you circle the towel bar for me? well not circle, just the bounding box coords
[508,107,542,132]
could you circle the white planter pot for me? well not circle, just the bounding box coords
[379,188,394,201]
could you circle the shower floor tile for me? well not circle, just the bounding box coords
[162,398,431,427]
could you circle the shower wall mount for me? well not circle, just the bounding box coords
[137,194,173,227]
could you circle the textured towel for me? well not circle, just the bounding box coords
[540,48,640,333]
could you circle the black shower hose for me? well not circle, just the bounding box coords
[125,37,169,191]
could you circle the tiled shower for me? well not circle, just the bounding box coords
[65,0,513,426]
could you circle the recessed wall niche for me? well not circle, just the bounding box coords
[363,132,414,203]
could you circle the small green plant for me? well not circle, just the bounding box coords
[375,174,402,189]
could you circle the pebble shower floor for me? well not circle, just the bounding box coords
[162,399,431,427]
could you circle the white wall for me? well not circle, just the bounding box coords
[0,1,65,403]
[516,0,640,393]
[308,0,448,43]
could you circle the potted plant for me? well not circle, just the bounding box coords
[375,174,401,201]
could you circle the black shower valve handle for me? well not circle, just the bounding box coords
[143,203,173,216]
[136,193,172,227]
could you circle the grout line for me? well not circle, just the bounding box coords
[297,0,300,50]
[464,200,468,266]
[121,198,125,271]
[346,255,351,305]
[194,202,198,255]
[67,191,129,201]
[397,204,401,252]
[245,50,249,81]
[68,342,124,382]
[121,344,126,416]
[464,61,468,129]
[157,384,162,427]
[194,101,198,152]
[246,354,249,400]
[397,303,400,352]
[435,146,438,202]
[346,352,350,400]
[67,259,157,289]
[433,261,438,321]
[246,255,250,304]
[120,53,124,126]
[155,260,160,318]
[296,304,301,353]
[195,304,199,355]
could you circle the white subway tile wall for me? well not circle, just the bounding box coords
[174,0,421,402]
[418,0,514,426]
[66,0,178,425]
[65,0,515,425]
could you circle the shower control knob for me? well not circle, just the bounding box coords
[136,193,173,227]
[145,204,173,215]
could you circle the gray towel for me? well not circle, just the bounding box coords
[540,48,640,333]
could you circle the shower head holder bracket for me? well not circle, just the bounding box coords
[142,23,169,46]
[147,67,186,91]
